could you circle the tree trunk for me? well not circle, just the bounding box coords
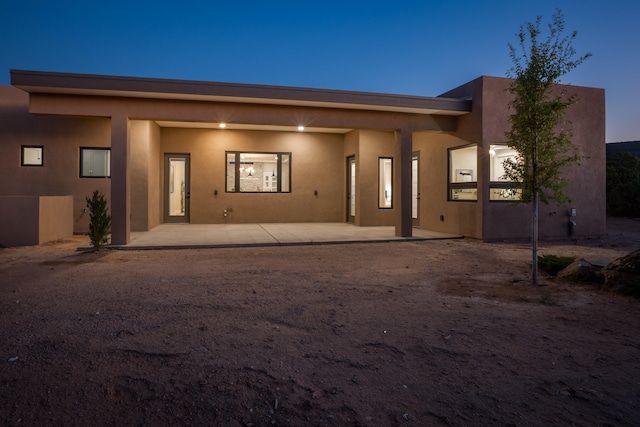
[532,193,539,285]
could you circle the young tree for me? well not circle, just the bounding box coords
[86,190,112,250]
[504,9,590,284]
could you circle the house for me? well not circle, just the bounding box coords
[0,70,606,246]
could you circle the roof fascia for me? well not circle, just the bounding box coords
[11,69,471,116]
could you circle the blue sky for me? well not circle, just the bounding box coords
[1,0,638,142]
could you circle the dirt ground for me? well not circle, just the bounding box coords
[1,218,639,426]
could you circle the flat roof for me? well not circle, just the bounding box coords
[11,69,471,116]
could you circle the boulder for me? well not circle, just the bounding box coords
[600,249,640,298]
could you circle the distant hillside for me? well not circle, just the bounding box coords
[607,141,640,157]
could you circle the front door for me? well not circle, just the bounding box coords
[164,154,190,223]
[412,153,420,226]
[347,156,356,223]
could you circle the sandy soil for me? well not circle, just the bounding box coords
[1,218,639,426]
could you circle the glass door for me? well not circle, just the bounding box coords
[164,154,190,223]
[347,156,356,223]
[412,153,419,226]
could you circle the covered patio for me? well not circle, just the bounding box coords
[119,223,461,249]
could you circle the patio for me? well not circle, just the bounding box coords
[118,223,461,249]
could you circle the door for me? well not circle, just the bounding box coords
[164,154,190,223]
[347,156,356,223]
[412,153,420,227]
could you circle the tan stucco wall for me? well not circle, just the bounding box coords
[342,130,398,226]
[354,130,396,226]
[38,196,74,244]
[160,128,345,224]
[413,132,483,239]
[148,122,162,229]
[0,86,111,235]
[0,195,72,246]
[478,76,606,240]
[0,196,39,246]
[129,120,162,231]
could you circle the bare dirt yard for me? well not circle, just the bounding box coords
[1,218,639,426]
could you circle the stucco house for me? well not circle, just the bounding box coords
[0,70,605,246]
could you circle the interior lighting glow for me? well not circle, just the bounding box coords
[219,123,226,128]
[297,125,305,131]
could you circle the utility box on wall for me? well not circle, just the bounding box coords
[0,195,73,247]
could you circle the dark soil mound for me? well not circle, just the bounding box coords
[601,249,640,297]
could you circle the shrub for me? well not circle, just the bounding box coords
[86,190,112,250]
[538,254,576,276]
[607,152,640,217]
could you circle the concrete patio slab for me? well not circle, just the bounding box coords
[116,223,461,249]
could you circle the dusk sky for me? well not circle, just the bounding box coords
[1,0,638,142]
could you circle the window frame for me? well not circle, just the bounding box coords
[489,143,522,202]
[21,145,44,167]
[80,147,111,178]
[225,151,292,193]
[378,157,393,209]
[447,144,478,202]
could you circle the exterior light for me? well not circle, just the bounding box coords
[219,123,226,128]
[297,125,305,131]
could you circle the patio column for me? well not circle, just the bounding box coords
[110,115,131,245]
[395,128,412,237]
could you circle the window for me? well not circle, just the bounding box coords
[489,144,522,201]
[226,152,291,193]
[448,145,477,201]
[21,146,44,166]
[80,148,110,178]
[378,157,393,208]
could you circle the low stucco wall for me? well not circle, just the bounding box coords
[0,196,73,246]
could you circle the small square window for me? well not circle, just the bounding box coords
[80,148,111,178]
[21,146,43,166]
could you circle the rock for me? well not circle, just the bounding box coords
[557,259,602,284]
[600,249,640,298]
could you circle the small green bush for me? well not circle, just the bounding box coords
[538,254,576,276]
[607,152,640,217]
[86,190,112,250]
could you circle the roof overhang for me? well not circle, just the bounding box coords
[11,70,472,117]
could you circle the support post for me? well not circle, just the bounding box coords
[395,128,413,237]
[110,115,130,245]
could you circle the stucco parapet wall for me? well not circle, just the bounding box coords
[11,70,471,116]
[0,195,73,247]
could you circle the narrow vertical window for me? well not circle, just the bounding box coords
[378,157,393,208]
[280,153,290,192]
[226,152,237,192]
